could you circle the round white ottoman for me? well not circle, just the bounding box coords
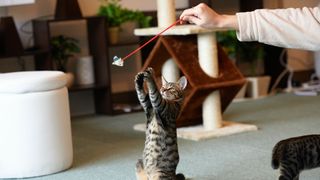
[0,71,73,178]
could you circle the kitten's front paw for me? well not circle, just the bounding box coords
[143,67,154,80]
[145,67,154,75]
[135,72,144,88]
[135,159,144,172]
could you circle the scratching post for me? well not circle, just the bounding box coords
[197,33,222,130]
[203,91,222,130]
[162,59,180,82]
[157,0,179,83]
[197,33,219,77]
[133,2,258,140]
[157,0,176,27]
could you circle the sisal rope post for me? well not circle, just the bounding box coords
[197,32,223,130]
[162,59,180,82]
[157,0,176,27]
[157,0,180,82]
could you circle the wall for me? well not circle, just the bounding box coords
[264,0,282,9]
[282,0,319,8]
[210,0,239,14]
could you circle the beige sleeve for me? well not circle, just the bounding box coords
[236,7,320,51]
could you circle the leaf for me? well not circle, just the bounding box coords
[50,35,81,71]
[97,0,152,27]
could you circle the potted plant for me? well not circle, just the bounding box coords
[97,0,152,44]
[217,30,270,99]
[50,35,81,87]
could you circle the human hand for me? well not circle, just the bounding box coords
[180,3,239,30]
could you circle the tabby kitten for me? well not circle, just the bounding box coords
[135,67,187,180]
[272,134,320,180]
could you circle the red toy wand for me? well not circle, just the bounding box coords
[112,19,181,66]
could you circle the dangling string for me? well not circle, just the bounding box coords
[112,19,181,66]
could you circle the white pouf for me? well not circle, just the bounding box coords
[0,71,73,178]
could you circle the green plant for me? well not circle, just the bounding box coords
[50,35,80,72]
[97,0,152,28]
[216,30,238,60]
[217,30,264,76]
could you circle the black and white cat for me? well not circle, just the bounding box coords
[135,67,187,180]
[272,134,320,180]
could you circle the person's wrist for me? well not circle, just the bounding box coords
[219,15,239,30]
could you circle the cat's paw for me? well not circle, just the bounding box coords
[143,67,154,80]
[145,67,154,75]
[135,159,144,172]
[135,72,145,88]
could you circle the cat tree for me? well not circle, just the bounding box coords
[134,0,257,141]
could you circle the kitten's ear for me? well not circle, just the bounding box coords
[162,76,169,85]
[178,76,187,90]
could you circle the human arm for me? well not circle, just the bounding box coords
[180,4,320,51]
[236,7,320,51]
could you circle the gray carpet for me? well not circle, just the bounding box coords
[30,93,320,180]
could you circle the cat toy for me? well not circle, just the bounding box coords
[112,19,181,67]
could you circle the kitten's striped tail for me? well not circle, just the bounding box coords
[271,142,285,169]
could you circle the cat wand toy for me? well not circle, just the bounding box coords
[112,19,182,67]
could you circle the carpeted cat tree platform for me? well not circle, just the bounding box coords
[133,0,257,141]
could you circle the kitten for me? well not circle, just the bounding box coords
[272,134,320,180]
[135,67,187,180]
